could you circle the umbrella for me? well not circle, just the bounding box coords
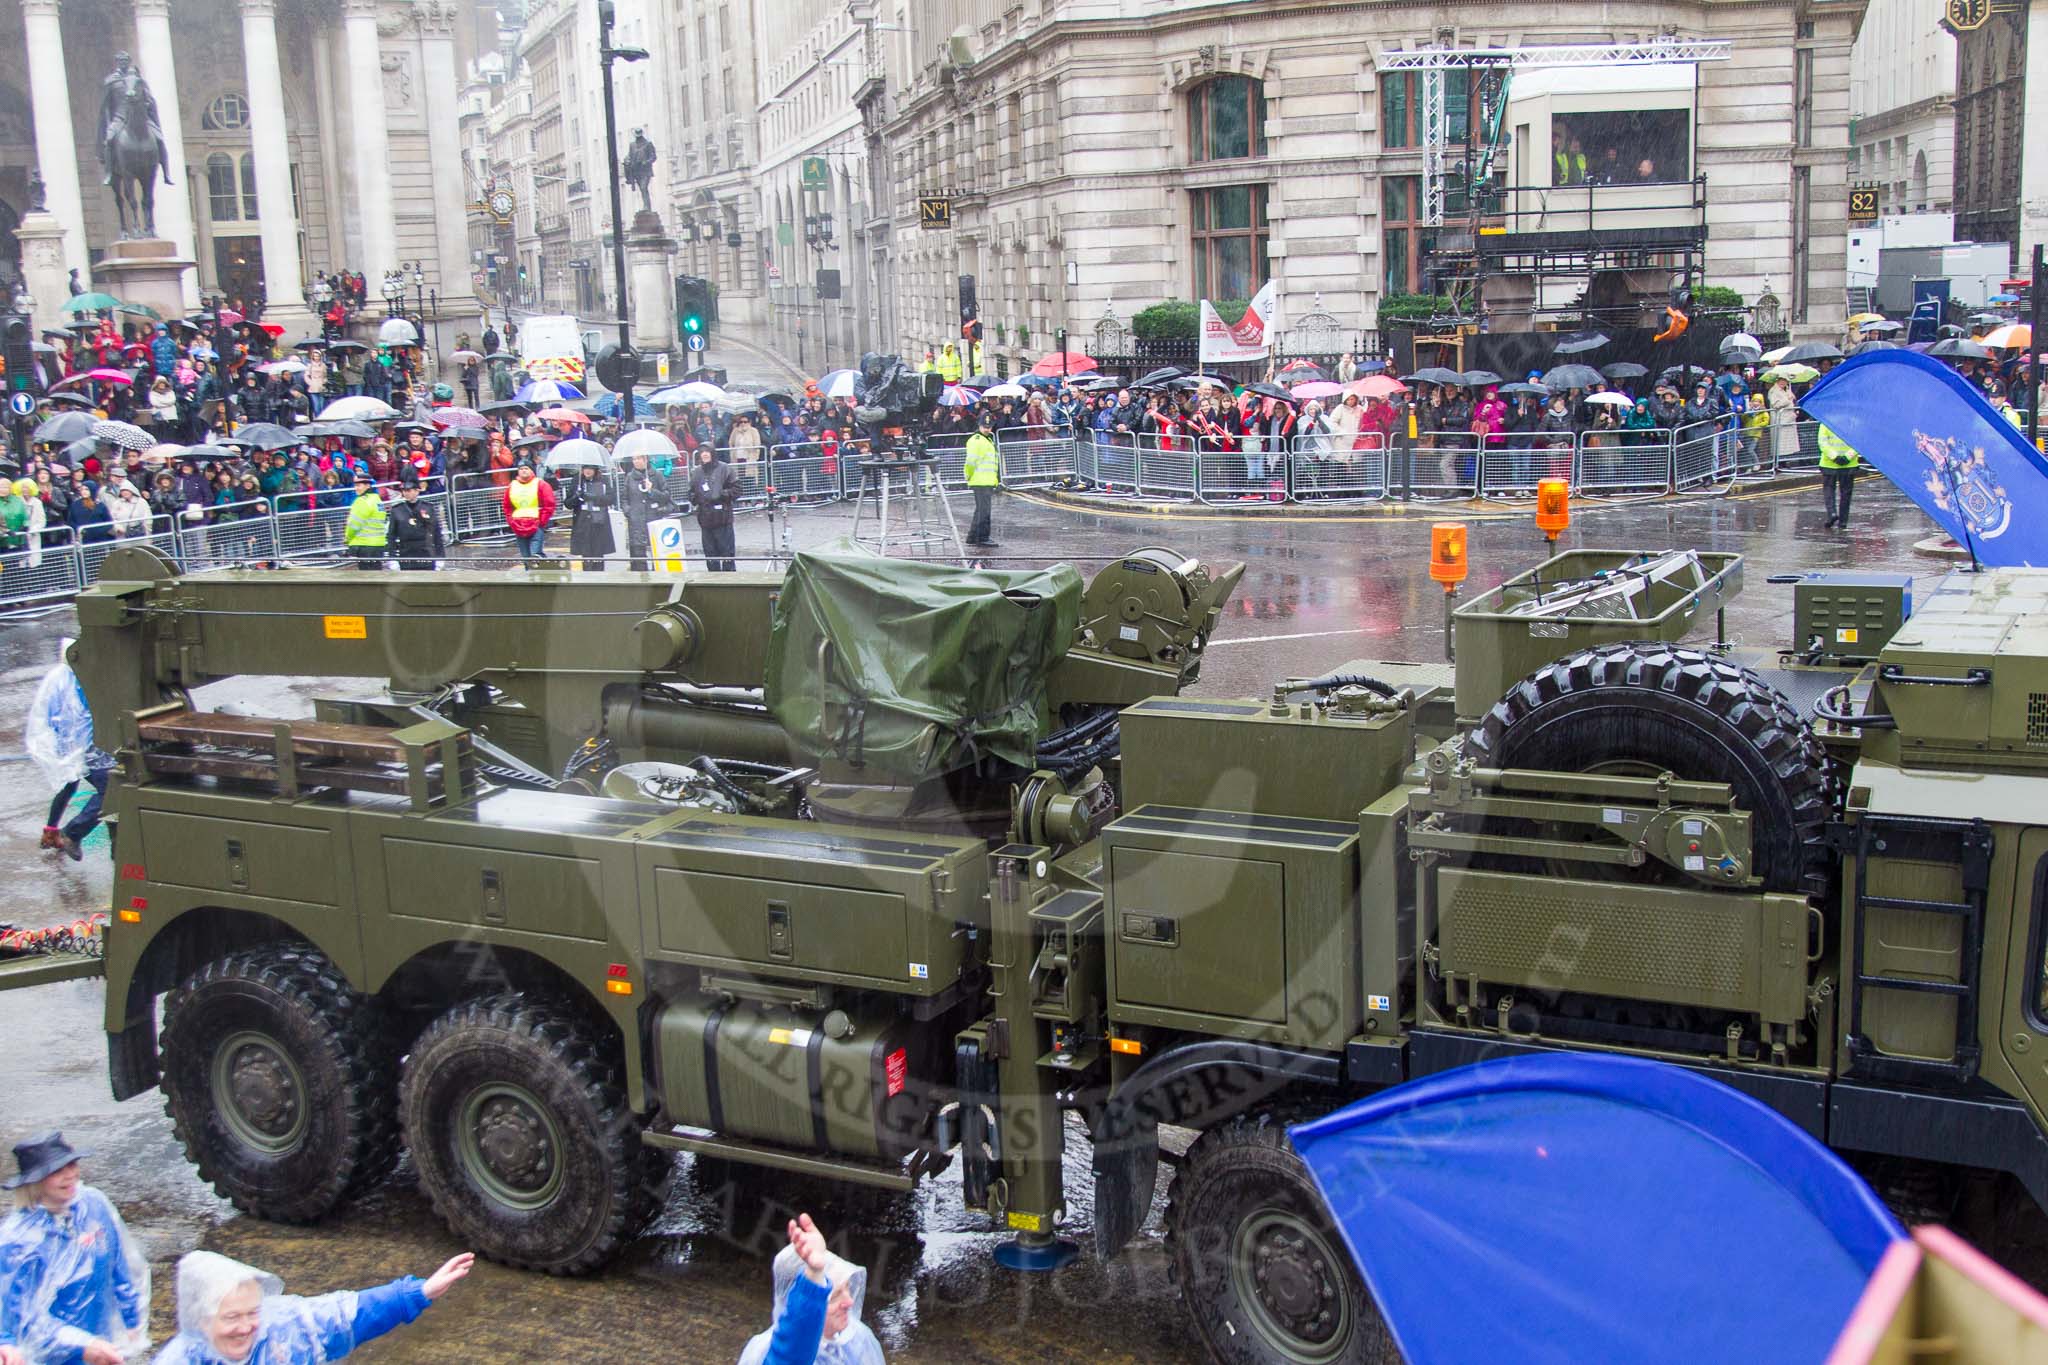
[1599,362,1648,379]
[257,358,306,375]
[816,368,860,398]
[1015,373,1060,390]
[982,383,1029,398]
[63,319,99,332]
[1758,364,1820,384]
[480,399,530,416]
[430,407,490,430]
[1719,330,1763,351]
[1496,382,1549,398]
[32,412,97,444]
[39,392,93,410]
[216,307,245,326]
[223,422,298,451]
[612,429,680,463]
[1460,370,1503,388]
[190,347,219,361]
[1552,331,1610,355]
[1539,363,1603,390]
[543,437,609,470]
[1405,366,1465,386]
[1845,312,1886,327]
[533,406,593,425]
[1778,341,1843,364]
[1759,344,1793,364]
[754,390,798,410]
[40,329,73,342]
[1243,381,1296,403]
[1861,320,1904,334]
[1583,391,1634,408]
[937,385,975,406]
[1657,364,1716,389]
[515,378,584,402]
[1928,338,1992,361]
[1290,380,1345,400]
[326,339,369,353]
[589,392,656,420]
[1968,312,2004,325]
[393,421,434,435]
[378,318,420,346]
[1717,343,1763,363]
[1989,292,2021,303]
[450,349,484,363]
[1936,324,1966,338]
[1849,339,1901,355]
[441,426,488,442]
[1132,367,1185,389]
[252,322,285,338]
[1031,350,1099,377]
[180,444,236,463]
[668,380,725,403]
[294,423,339,439]
[327,419,380,439]
[91,420,156,451]
[114,301,163,321]
[59,368,138,387]
[512,433,553,449]
[62,292,123,314]
[1274,360,1330,382]
[140,443,186,463]
[317,396,402,421]
[1347,375,1408,399]
[1982,323,2032,349]
[293,338,328,350]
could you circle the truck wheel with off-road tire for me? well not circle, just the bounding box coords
[159,943,398,1223]
[1167,1112,1401,1365]
[400,993,654,1275]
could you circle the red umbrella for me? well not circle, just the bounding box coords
[533,406,593,425]
[1030,350,1097,377]
[429,407,489,430]
[255,322,285,338]
[1347,375,1407,399]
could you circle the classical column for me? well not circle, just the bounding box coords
[132,0,200,308]
[21,0,91,284]
[416,1,477,336]
[342,0,397,286]
[238,0,307,313]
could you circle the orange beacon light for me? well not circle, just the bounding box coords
[1430,522,1468,589]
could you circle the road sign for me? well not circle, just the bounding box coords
[919,197,953,230]
[657,353,670,383]
[8,391,35,418]
[687,333,707,353]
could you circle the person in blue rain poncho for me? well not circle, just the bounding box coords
[0,1132,149,1365]
[737,1214,884,1365]
[151,1248,472,1364]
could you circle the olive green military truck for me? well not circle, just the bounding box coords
[8,541,2048,1365]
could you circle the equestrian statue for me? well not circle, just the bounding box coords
[99,51,175,239]
[622,128,657,217]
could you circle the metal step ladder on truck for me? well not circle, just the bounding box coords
[8,538,2048,1365]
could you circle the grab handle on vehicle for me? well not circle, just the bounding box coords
[1877,665,1991,687]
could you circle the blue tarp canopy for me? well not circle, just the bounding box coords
[1290,1054,1903,1365]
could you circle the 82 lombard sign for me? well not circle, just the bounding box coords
[1849,187,1879,225]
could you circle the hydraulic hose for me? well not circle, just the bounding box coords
[1276,672,1400,700]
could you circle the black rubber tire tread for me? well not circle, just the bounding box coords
[400,993,651,1275]
[1165,1111,1401,1365]
[159,943,398,1223]
[1463,642,1835,899]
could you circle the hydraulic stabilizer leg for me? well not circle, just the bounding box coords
[986,844,1077,1271]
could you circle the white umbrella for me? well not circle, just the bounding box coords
[378,318,419,346]
[318,395,402,421]
[1759,344,1794,365]
[983,383,1028,398]
[543,437,610,471]
[258,358,306,375]
[1718,332,1761,354]
[673,381,726,402]
[611,429,679,463]
[90,419,156,451]
[817,368,860,398]
[1582,391,1635,407]
[450,349,484,363]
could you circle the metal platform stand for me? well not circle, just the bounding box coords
[848,454,966,562]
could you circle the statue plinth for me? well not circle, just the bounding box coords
[94,237,196,325]
[626,214,676,359]
[14,212,72,333]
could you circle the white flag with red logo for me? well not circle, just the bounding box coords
[1199,281,1280,365]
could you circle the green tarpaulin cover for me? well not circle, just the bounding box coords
[765,542,1082,779]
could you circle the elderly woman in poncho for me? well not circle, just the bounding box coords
[151,1249,471,1364]
[738,1214,884,1365]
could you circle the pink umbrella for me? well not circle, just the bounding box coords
[533,406,593,425]
[1030,350,1098,377]
[52,369,136,388]
[1290,380,1345,400]
[430,407,489,430]
[1347,375,1408,399]
[216,308,245,326]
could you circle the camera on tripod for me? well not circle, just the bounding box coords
[851,352,946,457]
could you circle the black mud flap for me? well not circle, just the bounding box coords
[1090,1104,1159,1260]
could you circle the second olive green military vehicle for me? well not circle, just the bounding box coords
[10,539,2048,1364]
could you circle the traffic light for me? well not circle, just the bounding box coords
[2,315,37,395]
[675,275,713,338]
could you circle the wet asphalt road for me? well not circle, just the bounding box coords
[0,476,1994,1361]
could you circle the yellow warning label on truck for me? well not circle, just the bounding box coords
[323,615,367,640]
[1006,1211,1045,1232]
[1836,627,1859,644]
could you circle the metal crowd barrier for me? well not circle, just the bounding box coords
[994,428,1079,488]
[1131,436,1198,499]
[1289,434,1388,501]
[1195,436,1289,504]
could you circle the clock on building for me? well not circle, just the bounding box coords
[1944,0,1992,30]
[488,188,516,223]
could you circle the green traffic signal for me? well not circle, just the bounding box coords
[683,315,703,334]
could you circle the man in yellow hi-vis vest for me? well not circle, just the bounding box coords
[936,342,963,384]
[1817,423,1861,529]
[963,417,999,547]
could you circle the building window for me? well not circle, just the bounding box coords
[1381,71,1468,151]
[1189,184,1269,300]
[1553,110,1691,183]
[240,154,259,218]
[1188,76,1267,162]
[1794,49,1815,148]
[1382,175,1431,295]
[207,153,239,221]
[202,93,251,132]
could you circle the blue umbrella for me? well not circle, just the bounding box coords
[590,391,654,419]
[1292,1054,1902,1365]
[1016,373,1059,389]
[936,385,974,407]
[1802,349,2048,564]
[1989,293,2020,303]
[514,378,584,403]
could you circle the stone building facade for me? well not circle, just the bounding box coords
[873,0,1866,371]
[1,0,486,338]
[1949,0,2048,264]
[1849,0,1952,216]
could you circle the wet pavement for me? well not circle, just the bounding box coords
[0,476,2008,1361]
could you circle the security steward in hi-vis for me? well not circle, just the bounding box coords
[1818,423,1861,529]
[963,417,999,548]
[387,482,446,570]
[343,474,388,569]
